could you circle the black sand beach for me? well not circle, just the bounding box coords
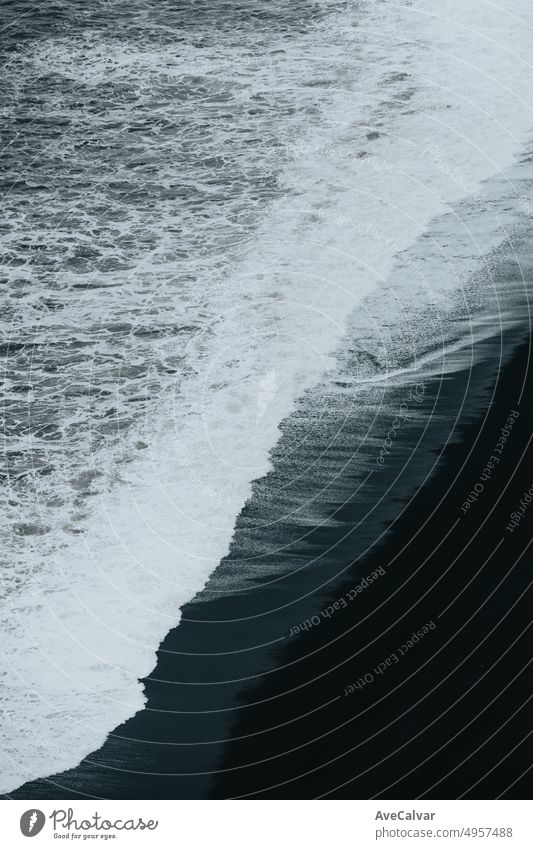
[213,332,533,800]
[6,273,533,799]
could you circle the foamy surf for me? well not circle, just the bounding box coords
[2,0,533,792]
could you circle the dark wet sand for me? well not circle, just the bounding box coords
[212,332,533,799]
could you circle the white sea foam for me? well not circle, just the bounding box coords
[2,0,533,791]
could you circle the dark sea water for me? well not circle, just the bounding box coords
[2,0,533,796]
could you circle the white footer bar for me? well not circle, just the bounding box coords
[1,799,530,848]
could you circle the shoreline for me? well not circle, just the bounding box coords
[5,316,533,799]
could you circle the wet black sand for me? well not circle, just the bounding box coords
[212,334,533,799]
[6,305,533,800]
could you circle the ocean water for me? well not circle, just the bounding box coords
[1,0,533,793]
